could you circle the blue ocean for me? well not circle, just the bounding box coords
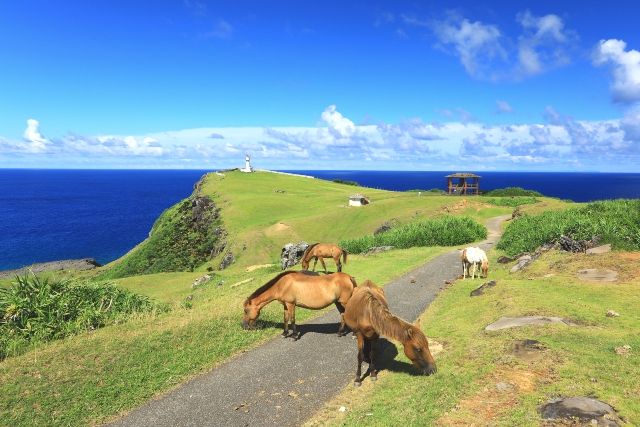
[1,169,639,271]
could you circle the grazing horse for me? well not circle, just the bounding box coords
[460,247,489,279]
[343,280,437,385]
[242,271,357,339]
[301,243,348,273]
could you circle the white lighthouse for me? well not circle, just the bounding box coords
[240,154,254,173]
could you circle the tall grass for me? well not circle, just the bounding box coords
[0,274,167,359]
[483,186,543,197]
[340,216,487,254]
[497,199,640,256]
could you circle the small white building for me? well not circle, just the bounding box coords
[348,194,370,207]
[240,154,254,173]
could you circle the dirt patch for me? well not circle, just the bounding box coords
[540,397,622,426]
[245,264,274,272]
[436,367,545,426]
[267,222,291,233]
[512,339,547,362]
[619,252,640,261]
[532,250,640,283]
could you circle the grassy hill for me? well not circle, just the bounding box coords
[0,171,585,426]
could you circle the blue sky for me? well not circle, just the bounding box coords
[1,0,640,170]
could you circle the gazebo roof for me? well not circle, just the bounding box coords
[445,172,481,178]
[349,193,369,199]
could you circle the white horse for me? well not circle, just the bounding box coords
[460,247,489,279]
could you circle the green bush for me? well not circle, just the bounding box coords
[485,197,539,207]
[332,179,359,186]
[0,274,167,359]
[340,216,487,254]
[483,187,543,197]
[102,195,225,278]
[497,199,640,256]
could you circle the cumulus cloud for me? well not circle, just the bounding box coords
[209,132,225,139]
[432,16,506,78]
[495,100,514,114]
[23,119,51,153]
[593,39,640,104]
[516,11,574,76]
[320,104,356,138]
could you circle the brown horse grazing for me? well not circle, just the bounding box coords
[243,271,357,339]
[343,280,437,385]
[301,243,348,273]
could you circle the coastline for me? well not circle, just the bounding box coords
[0,258,101,280]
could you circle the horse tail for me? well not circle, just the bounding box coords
[349,275,357,288]
[342,249,348,265]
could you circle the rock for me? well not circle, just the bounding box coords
[374,219,399,235]
[577,269,618,282]
[606,310,620,318]
[0,258,102,280]
[338,406,347,413]
[614,345,631,356]
[510,255,532,273]
[497,255,516,264]
[539,397,621,426]
[485,316,575,331]
[219,252,235,270]
[470,280,497,296]
[495,382,514,393]
[191,274,211,288]
[280,242,309,270]
[362,246,394,256]
[586,244,612,255]
[512,339,546,361]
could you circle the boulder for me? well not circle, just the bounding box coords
[192,274,212,288]
[374,219,399,235]
[470,280,497,296]
[485,316,575,331]
[497,255,516,264]
[280,242,309,270]
[510,255,532,273]
[586,244,612,255]
[219,252,235,270]
[577,269,618,282]
[362,246,395,256]
[539,397,621,426]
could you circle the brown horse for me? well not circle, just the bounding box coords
[343,280,437,385]
[243,271,357,339]
[301,243,348,273]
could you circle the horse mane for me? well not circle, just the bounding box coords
[245,271,297,304]
[301,243,319,260]
[363,290,425,345]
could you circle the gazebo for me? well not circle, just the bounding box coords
[446,173,481,195]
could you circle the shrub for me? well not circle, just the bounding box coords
[483,187,543,197]
[0,274,167,359]
[485,197,539,207]
[340,216,487,254]
[332,179,359,186]
[497,199,640,256]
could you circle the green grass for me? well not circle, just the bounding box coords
[0,274,165,360]
[483,187,543,197]
[0,246,448,426]
[339,216,487,254]
[485,196,539,207]
[498,199,640,256]
[309,249,640,426]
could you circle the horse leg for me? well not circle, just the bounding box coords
[335,302,346,336]
[289,304,301,340]
[355,333,365,386]
[312,257,318,272]
[335,255,342,272]
[369,338,378,381]
[282,302,290,337]
[320,257,328,274]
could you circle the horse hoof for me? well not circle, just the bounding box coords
[371,376,377,382]
[354,381,362,387]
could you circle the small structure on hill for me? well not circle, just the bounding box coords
[446,173,481,195]
[349,194,370,207]
[240,154,254,173]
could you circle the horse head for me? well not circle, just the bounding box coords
[402,324,437,375]
[242,298,260,330]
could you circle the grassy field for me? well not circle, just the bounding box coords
[306,249,640,426]
[0,171,576,425]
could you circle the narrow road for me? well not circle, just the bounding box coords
[109,216,508,427]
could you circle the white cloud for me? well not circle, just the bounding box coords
[593,39,640,104]
[22,119,51,153]
[320,105,356,138]
[496,100,514,114]
[432,17,505,78]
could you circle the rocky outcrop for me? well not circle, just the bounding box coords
[280,242,309,270]
[0,258,101,280]
[362,246,395,256]
[374,219,399,235]
[219,252,235,270]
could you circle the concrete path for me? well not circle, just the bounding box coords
[109,217,507,427]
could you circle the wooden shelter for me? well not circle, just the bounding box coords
[348,194,370,207]
[446,173,481,195]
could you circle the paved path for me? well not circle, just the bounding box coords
[109,217,508,427]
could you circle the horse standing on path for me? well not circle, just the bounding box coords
[343,280,437,385]
[301,243,348,273]
[242,271,357,339]
[460,247,489,279]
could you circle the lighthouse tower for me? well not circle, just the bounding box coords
[240,154,254,173]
